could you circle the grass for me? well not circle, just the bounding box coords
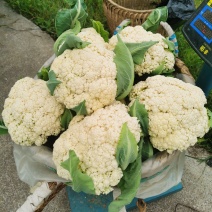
[5,0,212,154]
[5,0,69,39]
[5,0,106,39]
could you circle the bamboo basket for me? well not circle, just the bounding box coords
[103,0,166,35]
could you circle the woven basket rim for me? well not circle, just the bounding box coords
[105,0,154,13]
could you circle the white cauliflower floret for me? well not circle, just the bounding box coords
[78,28,105,45]
[164,50,175,70]
[53,101,141,195]
[129,75,209,153]
[107,25,175,76]
[77,28,114,59]
[51,47,117,114]
[2,77,64,146]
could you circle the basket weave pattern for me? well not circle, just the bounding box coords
[103,0,158,34]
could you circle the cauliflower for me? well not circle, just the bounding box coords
[2,77,64,146]
[53,101,141,195]
[51,46,117,114]
[77,28,114,59]
[129,75,209,153]
[107,26,175,76]
[77,28,106,46]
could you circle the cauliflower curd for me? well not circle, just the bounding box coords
[129,75,209,153]
[51,47,117,114]
[77,28,106,47]
[77,28,110,57]
[108,26,175,76]
[53,101,141,195]
[2,77,64,146]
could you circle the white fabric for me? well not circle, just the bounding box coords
[112,151,185,210]
[13,144,68,186]
[136,151,185,199]
[16,182,52,212]
[175,73,195,85]
[13,144,185,211]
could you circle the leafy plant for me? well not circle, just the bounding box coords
[61,108,73,130]
[37,67,50,81]
[129,100,154,161]
[125,41,158,65]
[91,19,109,42]
[142,6,168,32]
[129,100,149,137]
[116,123,138,170]
[54,32,90,56]
[46,70,61,95]
[114,35,134,100]
[163,37,175,54]
[72,100,88,115]
[60,101,87,130]
[55,0,88,37]
[61,150,96,194]
[109,139,143,212]
[0,120,8,135]
[142,137,154,161]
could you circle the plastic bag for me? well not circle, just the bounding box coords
[167,0,196,20]
[13,144,68,186]
[112,151,185,202]
[13,142,185,199]
[136,151,185,199]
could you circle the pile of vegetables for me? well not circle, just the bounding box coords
[1,0,212,211]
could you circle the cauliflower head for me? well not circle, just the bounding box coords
[50,47,117,114]
[77,28,106,46]
[77,28,114,59]
[129,75,209,153]
[107,26,175,76]
[53,101,141,195]
[2,77,64,146]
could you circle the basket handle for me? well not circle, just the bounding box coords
[160,21,179,57]
[113,19,131,35]
[113,20,179,57]
[16,182,65,212]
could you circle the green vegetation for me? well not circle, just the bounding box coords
[5,0,106,39]
[5,0,212,153]
[5,0,68,39]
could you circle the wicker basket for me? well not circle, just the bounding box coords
[103,0,163,34]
